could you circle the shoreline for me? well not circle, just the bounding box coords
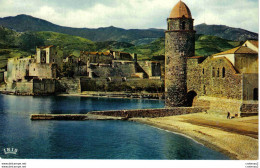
[130,118,237,160]
[130,113,258,160]
[0,91,165,101]
[57,93,165,101]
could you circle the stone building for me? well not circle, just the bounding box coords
[136,61,161,79]
[165,0,195,107]
[80,50,161,79]
[64,55,79,64]
[80,51,115,64]
[36,45,62,65]
[4,46,60,94]
[166,1,258,116]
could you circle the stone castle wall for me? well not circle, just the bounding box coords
[15,81,33,93]
[81,54,114,64]
[7,57,29,82]
[137,61,161,78]
[12,79,56,94]
[57,77,81,94]
[33,79,56,94]
[80,78,164,92]
[29,63,57,79]
[90,63,136,78]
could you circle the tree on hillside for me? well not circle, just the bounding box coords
[19,32,44,52]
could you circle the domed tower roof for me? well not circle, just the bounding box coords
[169,1,192,19]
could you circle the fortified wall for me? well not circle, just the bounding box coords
[89,107,207,118]
[13,79,56,95]
[57,77,81,94]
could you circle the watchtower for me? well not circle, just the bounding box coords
[165,0,195,107]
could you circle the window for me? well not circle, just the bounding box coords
[212,67,215,77]
[217,68,220,77]
[181,21,186,30]
[53,59,55,63]
[222,67,225,78]
[203,85,206,94]
[202,68,204,75]
[253,88,258,100]
[34,68,35,71]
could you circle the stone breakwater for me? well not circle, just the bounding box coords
[30,114,124,120]
[89,107,207,118]
[30,107,207,120]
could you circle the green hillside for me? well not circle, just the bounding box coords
[0,26,242,69]
[35,31,95,55]
[118,35,241,60]
[195,34,241,56]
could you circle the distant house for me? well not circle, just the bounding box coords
[64,55,79,64]
[36,45,63,66]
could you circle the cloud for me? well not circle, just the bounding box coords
[0,0,258,33]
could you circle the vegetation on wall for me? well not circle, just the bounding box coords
[60,62,76,77]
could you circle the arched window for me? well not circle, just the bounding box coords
[181,21,186,30]
[253,88,258,100]
[217,68,220,77]
[212,67,215,77]
[222,67,225,78]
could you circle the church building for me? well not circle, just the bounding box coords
[165,1,258,117]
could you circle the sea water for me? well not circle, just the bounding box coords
[0,95,229,159]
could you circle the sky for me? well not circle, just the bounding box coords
[0,0,258,33]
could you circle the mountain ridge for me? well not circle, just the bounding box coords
[0,14,258,42]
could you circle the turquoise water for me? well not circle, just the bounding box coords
[0,95,229,159]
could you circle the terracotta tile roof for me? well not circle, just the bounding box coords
[82,51,111,56]
[169,1,192,19]
[213,46,258,56]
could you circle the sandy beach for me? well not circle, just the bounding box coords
[130,112,258,160]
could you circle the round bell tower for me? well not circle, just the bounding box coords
[165,0,195,107]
